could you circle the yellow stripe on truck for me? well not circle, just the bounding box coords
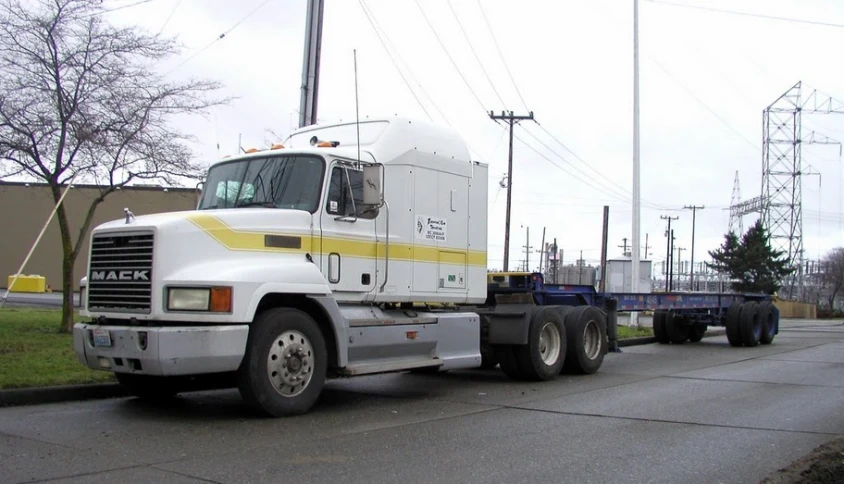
[185,213,486,267]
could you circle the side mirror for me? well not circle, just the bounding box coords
[362,164,382,206]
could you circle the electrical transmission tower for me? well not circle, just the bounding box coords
[728,171,744,235]
[762,81,844,295]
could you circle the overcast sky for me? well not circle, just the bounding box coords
[104,0,844,274]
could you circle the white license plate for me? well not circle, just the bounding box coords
[92,328,112,347]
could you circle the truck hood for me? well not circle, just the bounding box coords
[93,208,314,238]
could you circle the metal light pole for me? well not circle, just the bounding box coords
[630,0,642,326]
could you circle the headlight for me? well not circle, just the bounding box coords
[167,288,210,311]
[166,287,232,312]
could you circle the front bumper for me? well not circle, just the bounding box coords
[73,323,249,376]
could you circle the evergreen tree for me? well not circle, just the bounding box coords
[706,220,793,294]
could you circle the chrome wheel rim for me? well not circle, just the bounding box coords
[583,320,601,360]
[539,322,562,366]
[267,330,314,397]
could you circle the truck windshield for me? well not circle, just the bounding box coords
[198,155,325,212]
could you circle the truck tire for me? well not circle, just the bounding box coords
[116,373,181,401]
[725,302,743,347]
[479,345,499,370]
[758,302,778,345]
[497,345,527,380]
[237,307,327,417]
[513,307,567,381]
[653,311,670,344]
[665,312,689,344]
[687,325,707,343]
[739,301,762,347]
[562,306,607,375]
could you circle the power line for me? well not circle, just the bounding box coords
[413,0,487,113]
[356,0,433,121]
[165,0,272,75]
[158,0,183,33]
[104,0,157,13]
[651,57,759,152]
[646,0,844,29]
[476,0,529,111]
[446,0,507,109]
[533,122,669,210]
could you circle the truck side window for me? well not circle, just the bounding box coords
[326,167,378,219]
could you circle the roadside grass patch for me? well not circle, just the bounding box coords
[0,308,113,389]
[616,325,654,339]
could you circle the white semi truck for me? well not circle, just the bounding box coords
[74,117,770,417]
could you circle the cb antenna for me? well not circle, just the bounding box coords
[354,49,361,169]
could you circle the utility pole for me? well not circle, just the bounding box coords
[669,229,676,291]
[618,238,630,256]
[579,250,584,285]
[676,247,685,290]
[299,0,324,127]
[660,215,678,292]
[600,206,609,292]
[522,226,532,272]
[539,227,546,274]
[552,237,558,284]
[683,205,704,291]
[489,110,535,271]
[644,233,649,258]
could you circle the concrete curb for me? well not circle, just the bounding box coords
[0,383,126,408]
[0,330,732,408]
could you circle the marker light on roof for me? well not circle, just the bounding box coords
[245,148,259,153]
[271,143,284,150]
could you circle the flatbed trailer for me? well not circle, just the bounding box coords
[483,272,780,355]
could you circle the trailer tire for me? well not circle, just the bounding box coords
[512,307,567,381]
[687,325,707,343]
[116,373,181,401]
[725,302,743,347]
[562,306,607,375]
[739,301,762,347]
[653,311,670,344]
[497,345,527,380]
[665,312,689,344]
[759,302,778,345]
[237,307,327,417]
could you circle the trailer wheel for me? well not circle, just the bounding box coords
[725,302,743,347]
[237,307,327,417]
[511,307,566,381]
[115,373,181,401]
[562,306,607,375]
[653,311,670,344]
[665,312,689,344]
[739,301,762,347]
[758,302,778,345]
[687,325,707,343]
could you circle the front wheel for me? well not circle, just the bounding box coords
[237,307,327,417]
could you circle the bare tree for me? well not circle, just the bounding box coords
[0,0,227,331]
[820,248,844,311]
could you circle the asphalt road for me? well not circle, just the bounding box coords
[1,319,842,484]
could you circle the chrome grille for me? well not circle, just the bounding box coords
[87,233,154,313]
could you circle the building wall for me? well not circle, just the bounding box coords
[0,183,199,291]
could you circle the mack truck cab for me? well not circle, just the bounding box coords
[73,117,607,417]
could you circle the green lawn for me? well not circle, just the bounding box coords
[0,308,114,389]
[616,325,654,340]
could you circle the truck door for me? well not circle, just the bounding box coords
[319,162,378,296]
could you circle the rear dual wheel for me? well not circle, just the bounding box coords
[499,307,567,381]
[562,306,607,375]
